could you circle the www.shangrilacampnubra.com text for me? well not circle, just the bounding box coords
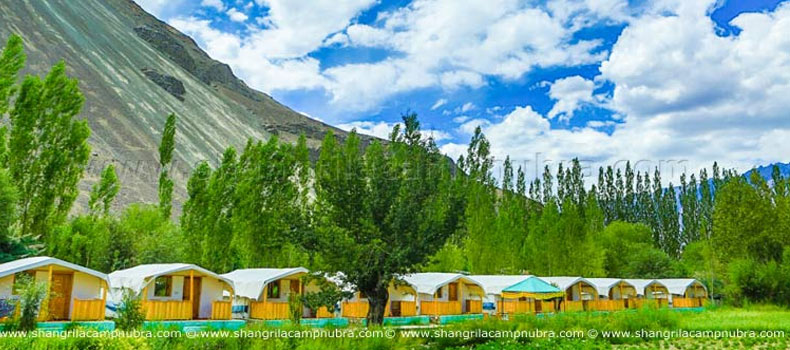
[0,328,784,340]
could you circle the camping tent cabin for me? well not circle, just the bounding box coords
[585,278,637,311]
[659,279,708,308]
[402,273,485,316]
[471,275,564,315]
[0,257,109,321]
[109,264,234,320]
[222,268,336,319]
[540,276,597,312]
[625,279,669,308]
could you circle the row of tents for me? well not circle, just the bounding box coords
[0,257,708,322]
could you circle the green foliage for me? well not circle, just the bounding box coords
[312,114,461,324]
[7,59,90,241]
[158,113,176,219]
[48,215,113,271]
[287,292,303,325]
[0,34,25,116]
[5,273,47,331]
[301,275,352,315]
[600,222,679,278]
[119,204,183,266]
[115,289,145,331]
[88,164,120,216]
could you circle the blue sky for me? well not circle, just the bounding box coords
[135,0,790,184]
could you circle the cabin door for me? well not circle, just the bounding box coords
[448,283,458,301]
[49,273,73,320]
[183,277,202,319]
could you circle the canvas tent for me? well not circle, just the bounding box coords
[401,273,485,315]
[540,276,597,301]
[586,278,637,299]
[658,279,708,308]
[0,257,109,321]
[659,279,707,298]
[109,263,234,320]
[221,267,329,319]
[625,279,669,299]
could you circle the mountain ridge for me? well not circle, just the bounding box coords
[0,0,373,214]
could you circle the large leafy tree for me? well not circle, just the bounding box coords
[312,114,460,325]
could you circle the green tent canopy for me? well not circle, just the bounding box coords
[501,277,565,300]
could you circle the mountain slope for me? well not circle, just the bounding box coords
[0,0,369,213]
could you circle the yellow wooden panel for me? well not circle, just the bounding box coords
[250,301,289,320]
[315,306,334,318]
[502,299,534,314]
[466,300,482,314]
[420,301,462,315]
[72,299,104,321]
[564,300,585,312]
[142,300,191,320]
[399,301,417,316]
[211,301,232,320]
[672,297,705,308]
[341,301,369,318]
[588,300,625,312]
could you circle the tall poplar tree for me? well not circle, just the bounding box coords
[158,113,176,218]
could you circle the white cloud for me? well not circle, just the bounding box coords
[169,17,329,92]
[227,8,248,22]
[454,102,476,114]
[442,1,790,185]
[337,121,452,142]
[431,98,447,110]
[439,71,485,89]
[169,0,621,118]
[201,0,224,11]
[547,75,596,120]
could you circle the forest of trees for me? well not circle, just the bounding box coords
[2,34,790,324]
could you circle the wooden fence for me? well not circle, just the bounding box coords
[71,299,105,321]
[211,300,232,320]
[141,300,191,320]
[249,301,289,320]
[420,301,462,315]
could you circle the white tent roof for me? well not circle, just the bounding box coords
[401,273,483,295]
[0,256,109,285]
[109,263,233,295]
[221,267,308,300]
[658,279,707,296]
[469,275,535,295]
[585,278,633,297]
[624,279,668,296]
[540,276,593,291]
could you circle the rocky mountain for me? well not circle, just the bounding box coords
[0,0,372,214]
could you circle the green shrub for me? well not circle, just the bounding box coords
[115,289,145,330]
[5,274,47,331]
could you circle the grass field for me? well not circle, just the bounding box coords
[0,306,788,349]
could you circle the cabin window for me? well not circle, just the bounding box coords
[12,272,35,295]
[154,276,173,297]
[434,286,443,299]
[267,280,281,299]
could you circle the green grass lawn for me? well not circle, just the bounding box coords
[0,306,788,349]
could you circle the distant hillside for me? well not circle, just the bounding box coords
[0,0,374,214]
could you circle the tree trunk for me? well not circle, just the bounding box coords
[365,287,389,326]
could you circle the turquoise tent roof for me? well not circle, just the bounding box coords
[502,277,563,294]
